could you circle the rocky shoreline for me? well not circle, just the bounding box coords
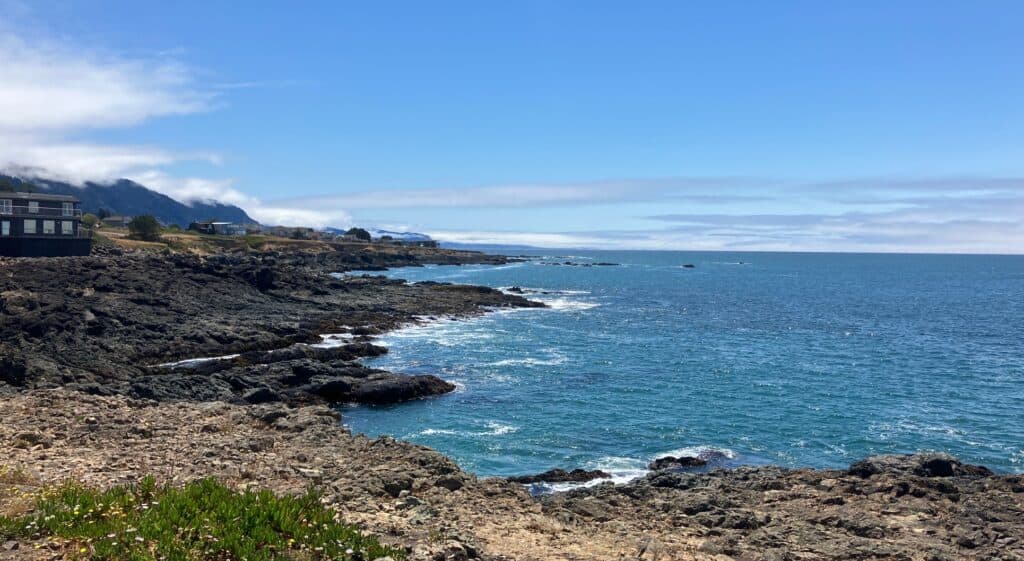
[0,246,541,406]
[2,246,1023,560]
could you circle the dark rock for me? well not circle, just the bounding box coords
[648,456,708,470]
[243,387,281,404]
[348,375,456,404]
[0,354,28,386]
[383,475,413,497]
[310,378,354,401]
[13,431,51,449]
[434,475,465,491]
[508,468,612,484]
[848,453,993,479]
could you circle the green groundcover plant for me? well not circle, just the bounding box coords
[0,477,403,561]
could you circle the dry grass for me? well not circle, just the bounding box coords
[0,465,40,519]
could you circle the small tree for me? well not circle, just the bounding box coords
[128,215,161,241]
[345,227,372,241]
[81,213,99,228]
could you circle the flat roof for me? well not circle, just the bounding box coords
[0,191,79,202]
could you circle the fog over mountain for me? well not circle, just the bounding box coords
[0,173,254,227]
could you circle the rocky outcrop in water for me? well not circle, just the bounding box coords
[648,455,707,470]
[507,468,612,484]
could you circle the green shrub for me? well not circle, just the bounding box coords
[128,215,161,242]
[0,477,402,560]
[345,228,372,242]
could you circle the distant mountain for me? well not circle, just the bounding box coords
[369,229,432,242]
[0,173,255,227]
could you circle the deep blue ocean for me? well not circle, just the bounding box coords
[340,251,1024,486]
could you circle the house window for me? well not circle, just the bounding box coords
[28,201,39,214]
[23,219,36,234]
[61,221,74,235]
[0,200,11,215]
[43,220,55,234]
[1,221,8,236]
[62,202,74,216]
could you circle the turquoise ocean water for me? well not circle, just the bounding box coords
[340,251,1024,487]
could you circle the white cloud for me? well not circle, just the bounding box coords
[0,31,239,205]
[0,35,210,132]
[126,170,255,207]
[246,206,353,229]
[272,177,764,210]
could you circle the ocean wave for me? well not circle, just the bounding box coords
[538,297,600,311]
[655,445,737,461]
[406,421,518,440]
[499,286,591,296]
[484,421,518,435]
[411,428,459,437]
[485,355,567,367]
[531,446,739,493]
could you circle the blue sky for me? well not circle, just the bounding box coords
[2,1,1023,252]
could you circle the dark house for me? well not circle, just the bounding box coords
[0,192,90,257]
[189,220,249,236]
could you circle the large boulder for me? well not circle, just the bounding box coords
[349,375,455,404]
[848,453,993,478]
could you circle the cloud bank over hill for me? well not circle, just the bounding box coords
[0,29,350,227]
[0,33,244,202]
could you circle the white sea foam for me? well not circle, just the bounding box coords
[529,446,739,494]
[484,421,518,435]
[655,445,737,461]
[485,355,567,367]
[411,428,459,437]
[311,332,357,348]
[538,297,600,311]
[498,286,591,296]
[537,456,648,493]
[155,354,239,369]
[407,421,517,439]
